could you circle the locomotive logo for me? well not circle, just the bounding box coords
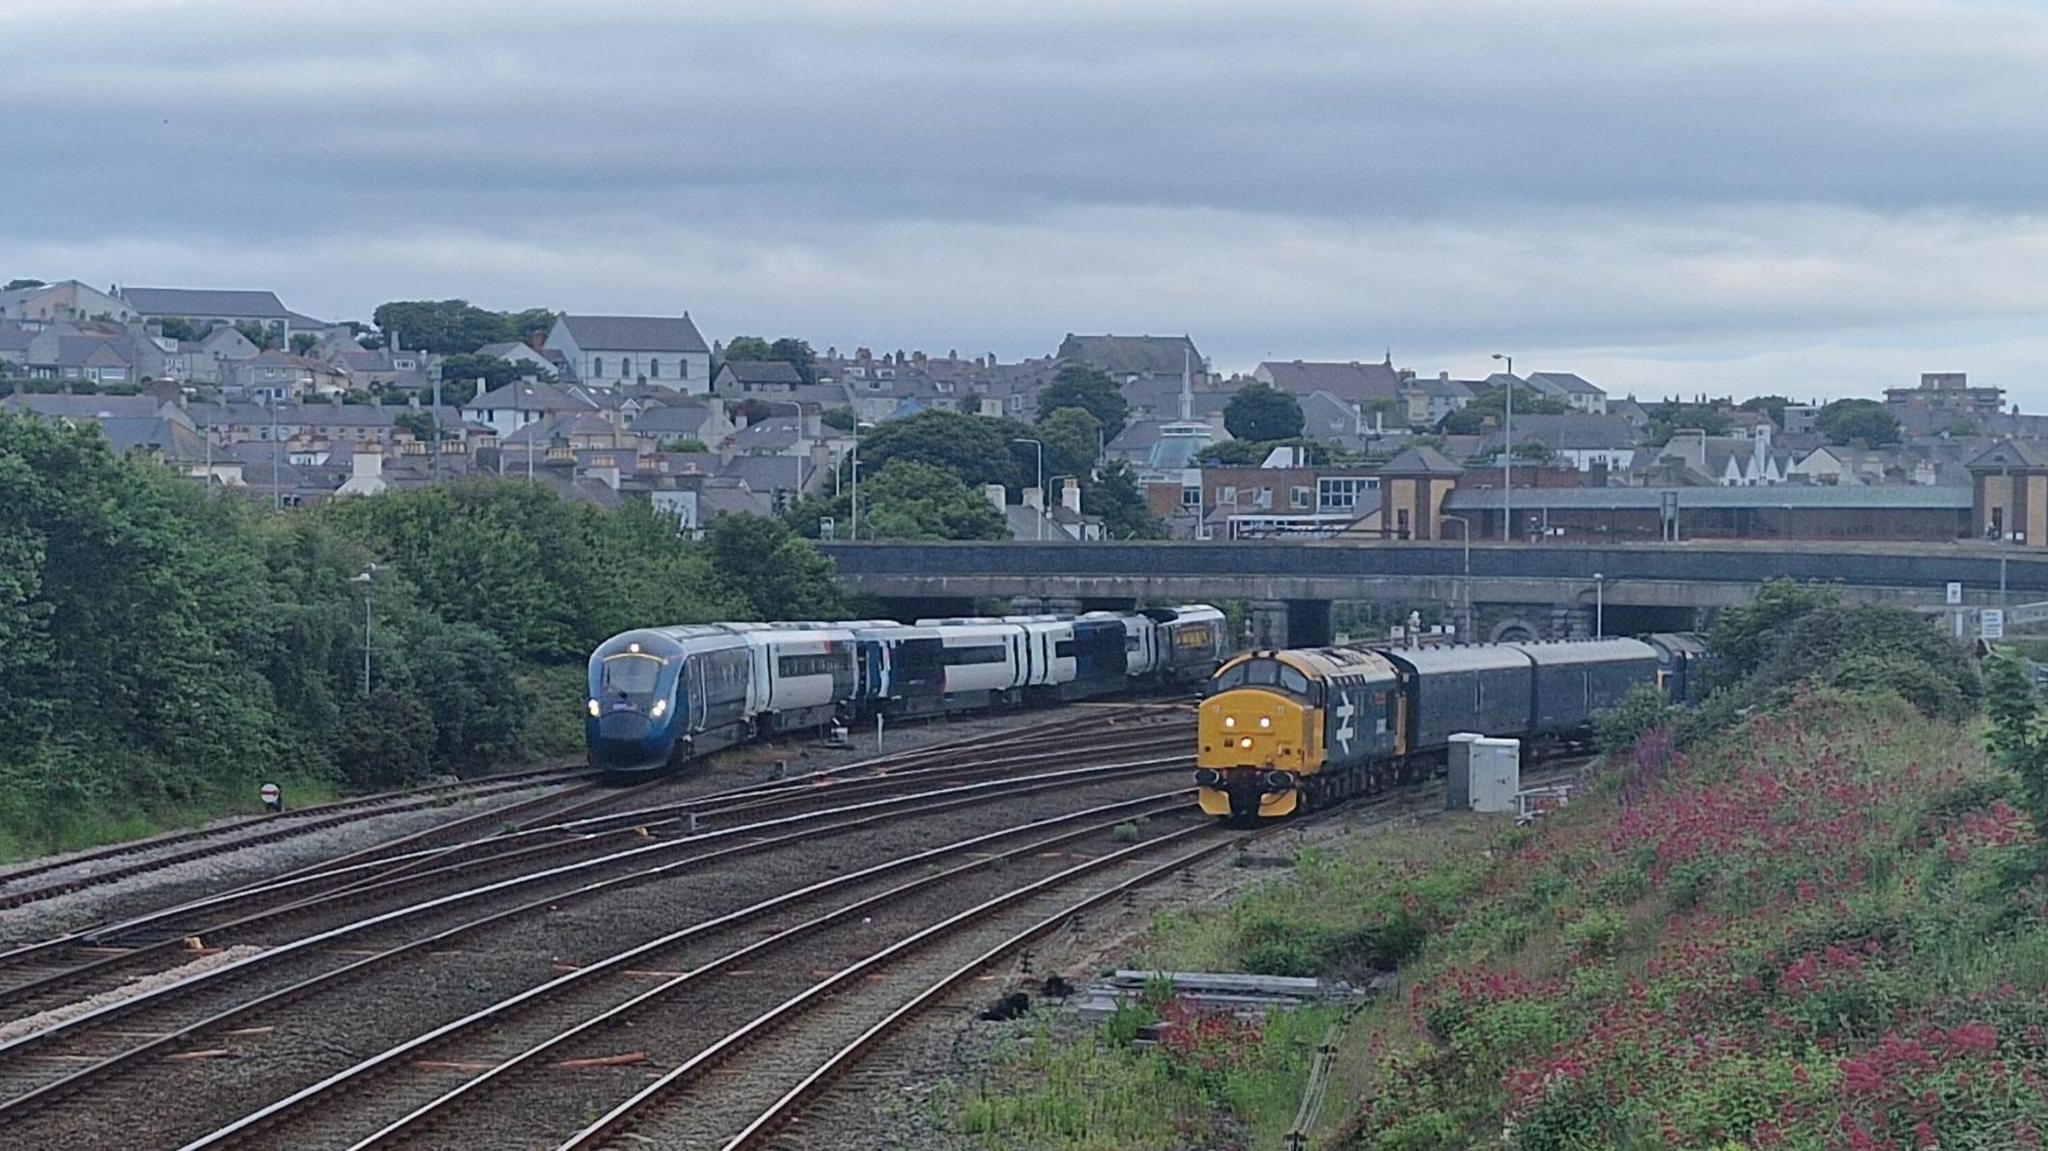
[1333,690,1356,754]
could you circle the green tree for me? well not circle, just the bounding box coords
[1225,383,1305,443]
[768,338,818,385]
[371,300,555,356]
[854,409,1034,492]
[393,411,448,441]
[1439,384,1569,434]
[1036,363,1130,442]
[706,514,843,618]
[1984,652,2048,851]
[1038,407,1103,482]
[1645,399,1732,444]
[235,321,278,351]
[1737,394,1793,426]
[788,460,1011,541]
[659,437,710,454]
[1083,461,1165,539]
[721,336,774,366]
[3,278,45,291]
[437,353,551,403]
[156,316,206,342]
[820,406,857,432]
[1815,398,1901,446]
[290,333,319,356]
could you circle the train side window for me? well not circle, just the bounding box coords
[1209,663,1248,693]
[1279,665,1310,696]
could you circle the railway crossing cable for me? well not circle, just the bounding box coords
[557,826,1237,1151]
[170,792,1195,1150]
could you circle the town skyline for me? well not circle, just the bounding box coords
[9,0,2048,405]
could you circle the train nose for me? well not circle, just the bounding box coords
[597,711,651,742]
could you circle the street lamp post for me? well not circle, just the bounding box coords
[1492,353,1513,541]
[351,564,376,696]
[1442,514,1471,638]
[850,420,876,540]
[1593,571,1604,637]
[1012,437,1044,541]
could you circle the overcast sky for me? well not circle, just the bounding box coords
[7,0,2048,404]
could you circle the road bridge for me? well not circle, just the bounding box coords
[820,540,2043,647]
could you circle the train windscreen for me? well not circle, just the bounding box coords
[1209,658,1312,699]
[601,653,664,698]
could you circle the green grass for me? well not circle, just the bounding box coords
[0,770,347,864]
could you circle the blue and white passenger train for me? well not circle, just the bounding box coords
[586,605,1228,773]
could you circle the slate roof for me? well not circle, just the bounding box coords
[717,360,806,387]
[1057,334,1203,377]
[719,454,814,493]
[1257,360,1405,403]
[466,381,604,413]
[1479,414,1641,453]
[96,417,209,461]
[628,403,719,436]
[1524,371,1604,397]
[558,314,709,354]
[732,415,802,451]
[2,393,166,420]
[1380,444,1465,476]
[120,288,292,319]
[1966,439,2048,470]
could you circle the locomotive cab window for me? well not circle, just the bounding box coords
[602,653,663,696]
[1209,658,1313,700]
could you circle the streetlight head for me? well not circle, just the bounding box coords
[1491,353,1506,361]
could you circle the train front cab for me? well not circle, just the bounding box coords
[1199,653,1318,817]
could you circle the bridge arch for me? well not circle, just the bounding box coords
[1488,616,1542,643]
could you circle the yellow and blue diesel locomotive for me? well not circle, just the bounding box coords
[1196,637,1664,818]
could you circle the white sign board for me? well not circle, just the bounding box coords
[1982,608,2006,640]
[1946,581,1964,606]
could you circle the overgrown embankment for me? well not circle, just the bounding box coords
[953,587,2048,1150]
[0,412,843,859]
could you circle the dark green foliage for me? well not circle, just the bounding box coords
[1984,652,2048,850]
[819,406,856,431]
[659,437,710,454]
[717,335,816,384]
[1223,382,1304,443]
[1645,398,1733,443]
[290,333,318,356]
[1816,398,1901,446]
[788,461,1010,541]
[1687,580,1979,744]
[370,300,556,356]
[1194,436,1348,467]
[335,689,436,790]
[1595,683,1675,754]
[1036,406,1102,481]
[1083,461,1165,539]
[234,321,278,350]
[3,278,45,291]
[0,415,839,854]
[1036,363,1130,442]
[438,353,551,403]
[156,316,206,342]
[1439,384,1567,434]
[1737,394,1792,426]
[706,514,845,617]
[854,409,1035,491]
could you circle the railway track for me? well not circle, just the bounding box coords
[0,767,591,912]
[0,753,1195,1140]
[0,724,1192,1024]
[171,793,1200,1149]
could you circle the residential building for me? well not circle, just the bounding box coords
[231,351,350,400]
[1522,371,1608,414]
[713,360,806,393]
[119,287,302,337]
[1056,333,1206,385]
[1401,374,1478,426]
[0,280,136,324]
[1478,414,1642,473]
[544,314,711,392]
[1252,359,1406,409]
[461,381,609,439]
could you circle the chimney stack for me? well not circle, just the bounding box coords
[1023,486,1044,511]
[1061,476,1082,515]
[984,483,1007,512]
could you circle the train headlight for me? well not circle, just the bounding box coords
[1240,737,1253,749]
[586,698,601,718]
[1259,716,1271,728]
[1223,716,1236,728]
[650,698,669,719]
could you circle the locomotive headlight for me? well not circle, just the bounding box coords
[1240,737,1254,749]
[586,699,601,718]
[1259,716,1271,728]
[1223,716,1236,728]
[650,698,669,718]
